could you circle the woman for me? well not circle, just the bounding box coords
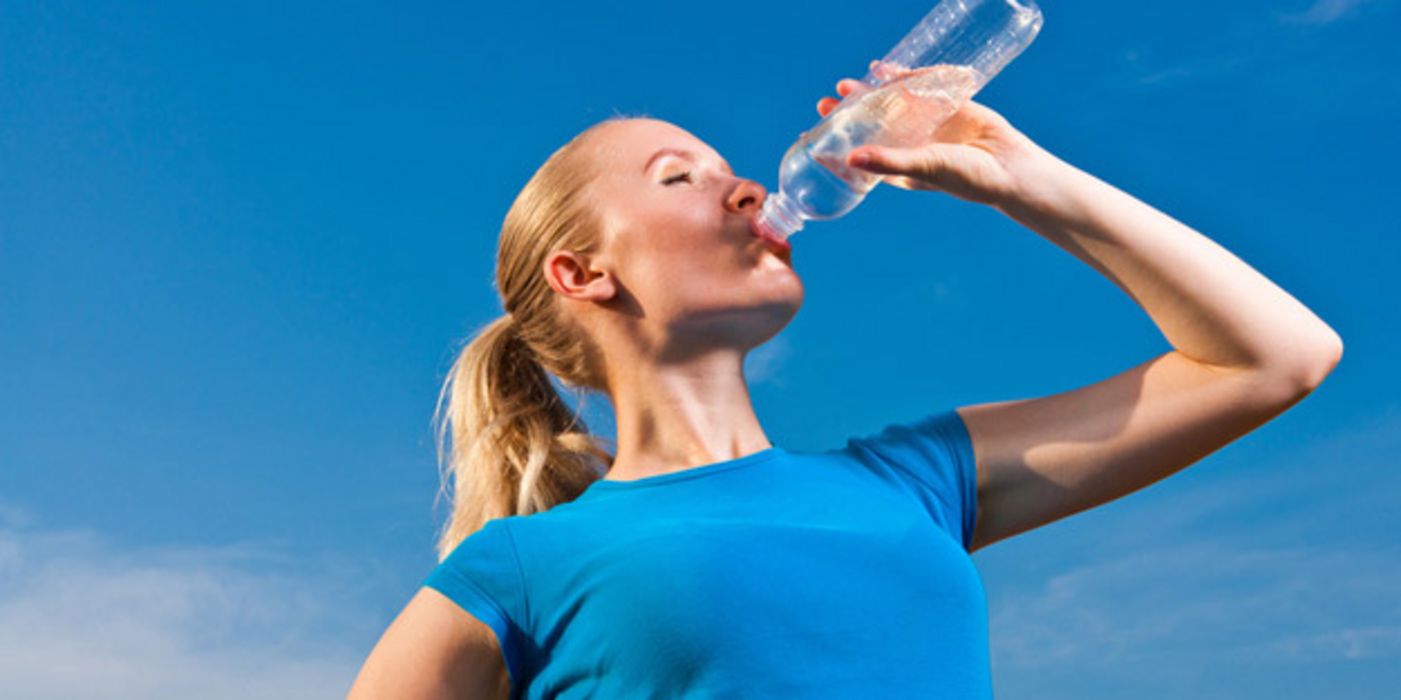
[349,74,1343,699]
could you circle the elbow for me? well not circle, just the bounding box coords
[1287,328,1344,393]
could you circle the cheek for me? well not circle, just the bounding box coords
[621,245,757,318]
[634,242,735,293]
[629,216,747,278]
[613,206,760,308]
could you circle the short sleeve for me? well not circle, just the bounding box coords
[842,408,979,551]
[422,517,529,691]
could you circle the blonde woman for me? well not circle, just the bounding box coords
[348,77,1342,699]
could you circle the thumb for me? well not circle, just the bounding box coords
[847,145,951,178]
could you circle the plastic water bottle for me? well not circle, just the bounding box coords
[752,0,1044,244]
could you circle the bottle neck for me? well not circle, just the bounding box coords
[756,191,804,241]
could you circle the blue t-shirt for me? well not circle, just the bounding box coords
[422,408,988,699]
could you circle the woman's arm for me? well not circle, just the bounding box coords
[818,77,1343,551]
[994,149,1342,378]
[821,75,1342,371]
[347,587,511,700]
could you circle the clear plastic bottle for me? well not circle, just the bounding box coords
[753,0,1044,243]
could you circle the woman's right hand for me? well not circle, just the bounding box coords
[814,62,1056,209]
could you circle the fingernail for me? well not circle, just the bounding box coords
[850,152,871,167]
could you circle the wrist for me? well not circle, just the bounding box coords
[995,143,1091,229]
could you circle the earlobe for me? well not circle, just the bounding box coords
[544,251,616,303]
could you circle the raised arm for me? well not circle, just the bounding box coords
[963,148,1341,548]
[817,78,1343,552]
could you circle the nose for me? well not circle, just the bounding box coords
[725,178,767,214]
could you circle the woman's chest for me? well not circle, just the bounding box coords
[549,485,985,673]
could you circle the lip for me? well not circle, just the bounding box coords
[748,216,793,262]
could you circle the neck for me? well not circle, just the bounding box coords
[603,346,772,482]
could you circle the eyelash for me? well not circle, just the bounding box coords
[662,171,693,185]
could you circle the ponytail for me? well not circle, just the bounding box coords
[430,115,634,560]
[431,314,613,560]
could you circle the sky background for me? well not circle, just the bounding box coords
[2,0,1398,697]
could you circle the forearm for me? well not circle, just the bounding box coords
[996,148,1343,384]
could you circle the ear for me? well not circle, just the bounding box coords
[543,250,616,303]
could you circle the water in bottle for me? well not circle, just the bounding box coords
[753,0,1044,244]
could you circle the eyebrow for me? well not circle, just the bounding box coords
[642,147,734,176]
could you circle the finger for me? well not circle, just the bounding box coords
[889,175,932,191]
[847,146,893,172]
[868,59,912,82]
[818,78,868,117]
[846,145,935,177]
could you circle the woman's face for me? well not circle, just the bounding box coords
[560,118,803,352]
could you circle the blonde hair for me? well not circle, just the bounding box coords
[431,116,634,560]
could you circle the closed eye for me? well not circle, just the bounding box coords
[662,171,692,185]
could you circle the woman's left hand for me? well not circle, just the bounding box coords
[816,66,1055,208]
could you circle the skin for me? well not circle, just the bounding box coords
[551,67,1343,533]
[349,68,1344,699]
[820,68,1342,551]
[544,118,803,481]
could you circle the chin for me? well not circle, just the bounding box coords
[670,274,804,347]
[751,289,803,343]
[759,268,804,315]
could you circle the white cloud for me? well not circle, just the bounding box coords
[0,499,33,528]
[1111,2,1388,91]
[1260,624,1401,661]
[745,334,791,387]
[0,522,386,699]
[1277,0,1378,25]
[989,540,1401,668]
[980,406,1401,697]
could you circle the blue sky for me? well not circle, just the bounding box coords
[2,0,1397,696]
